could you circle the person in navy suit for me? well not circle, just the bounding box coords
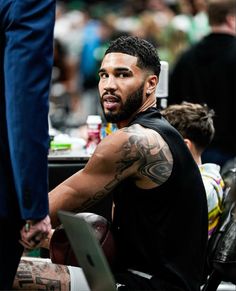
[0,0,55,288]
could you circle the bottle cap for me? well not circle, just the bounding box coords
[86,115,102,125]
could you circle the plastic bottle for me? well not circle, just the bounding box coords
[86,115,102,155]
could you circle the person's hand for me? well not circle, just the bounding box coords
[20,215,51,249]
[40,229,55,249]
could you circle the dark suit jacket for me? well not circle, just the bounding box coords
[0,0,55,220]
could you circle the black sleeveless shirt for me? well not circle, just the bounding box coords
[112,107,208,291]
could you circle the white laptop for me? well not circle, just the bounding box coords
[58,210,117,291]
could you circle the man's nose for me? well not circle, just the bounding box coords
[104,75,117,91]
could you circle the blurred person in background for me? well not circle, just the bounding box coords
[170,0,209,43]
[0,1,55,288]
[168,0,236,168]
[49,38,78,130]
[164,0,209,65]
[67,11,116,127]
[162,102,225,238]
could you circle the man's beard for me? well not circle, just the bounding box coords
[101,82,145,123]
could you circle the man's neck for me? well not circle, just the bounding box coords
[211,21,236,36]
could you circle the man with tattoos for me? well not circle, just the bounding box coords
[19,36,208,290]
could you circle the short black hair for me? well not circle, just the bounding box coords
[105,35,161,77]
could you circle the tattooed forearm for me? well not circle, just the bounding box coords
[79,177,121,211]
[78,189,108,211]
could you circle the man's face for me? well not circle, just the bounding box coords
[98,53,146,123]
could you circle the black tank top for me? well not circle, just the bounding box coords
[112,107,208,291]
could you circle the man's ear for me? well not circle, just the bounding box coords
[226,14,236,32]
[145,75,158,97]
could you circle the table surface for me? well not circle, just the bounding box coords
[48,149,90,162]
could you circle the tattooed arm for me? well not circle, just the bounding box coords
[49,124,173,227]
[13,257,70,290]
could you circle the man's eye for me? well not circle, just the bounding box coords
[100,73,108,79]
[118,73,128,78]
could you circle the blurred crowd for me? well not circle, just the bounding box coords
[49,0,210,130]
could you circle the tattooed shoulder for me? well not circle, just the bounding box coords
[120,124,173,185]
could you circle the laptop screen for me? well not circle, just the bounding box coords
[58,210,116,291]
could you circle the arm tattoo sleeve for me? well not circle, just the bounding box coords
[79,126,172,210]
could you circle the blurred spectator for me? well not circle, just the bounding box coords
[164,0,209,63]
[66,11,116,127]
[145,0,175,30]
[50,38,78,129]
[172,0,209,42]
[168,0,236,167]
